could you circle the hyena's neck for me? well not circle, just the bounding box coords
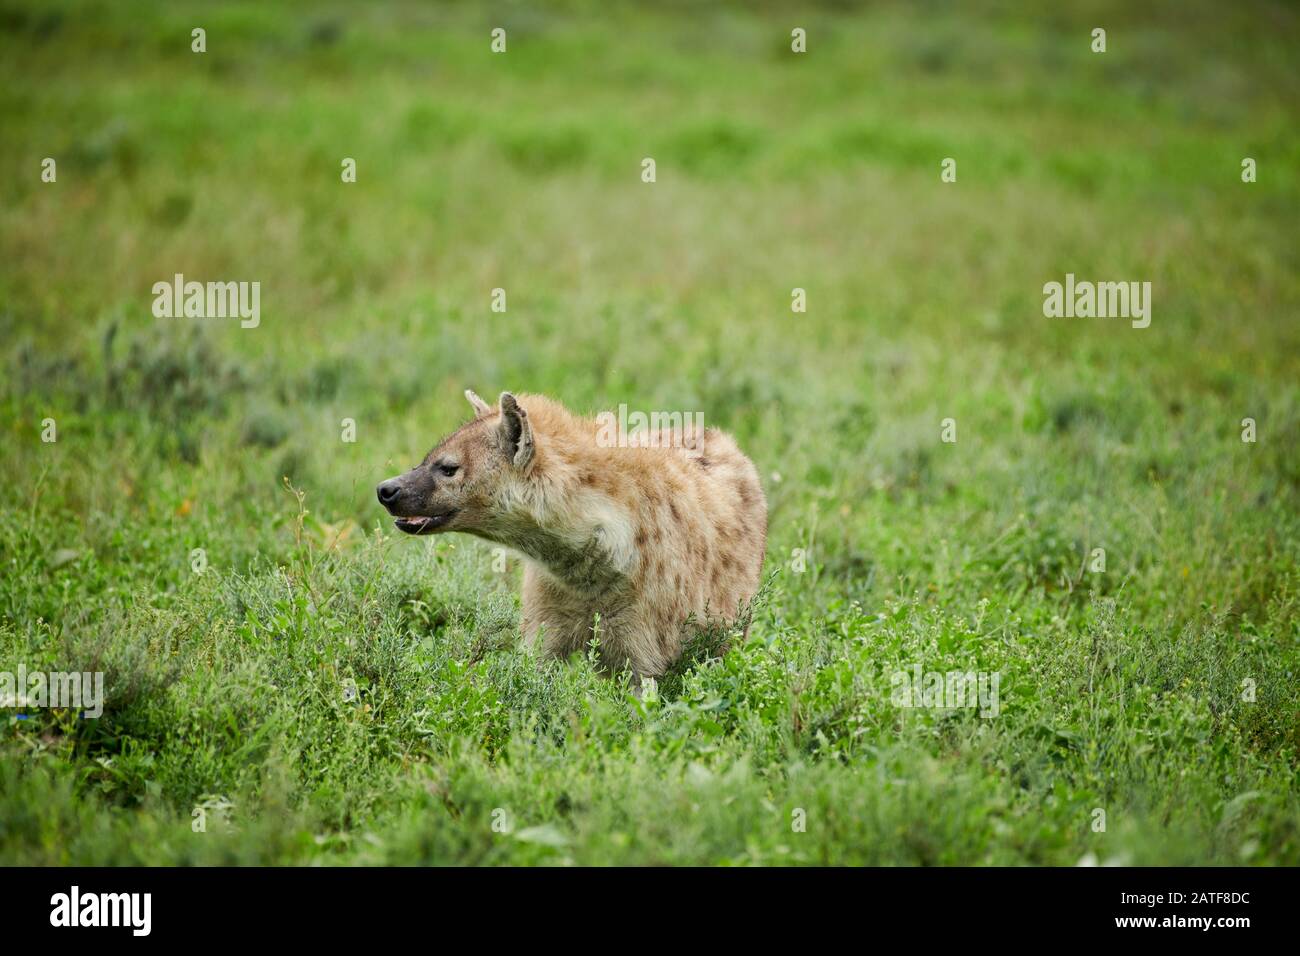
[475,487,634,597]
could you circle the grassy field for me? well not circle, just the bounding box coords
[1,0,1298,865]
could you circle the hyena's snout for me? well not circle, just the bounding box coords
[375,472,422,515]
[376,471,459,536]
[376,477,403,509]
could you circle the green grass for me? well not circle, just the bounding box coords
[1,0,1298,865]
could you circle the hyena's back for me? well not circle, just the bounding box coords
[523,420,767,678]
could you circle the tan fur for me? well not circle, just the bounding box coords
[379,391,767,679]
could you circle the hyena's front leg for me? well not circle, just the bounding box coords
[519,565,662,684]
[520,564,590,661]
[607,607,678,685]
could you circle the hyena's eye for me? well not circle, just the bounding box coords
[437,463,459,477]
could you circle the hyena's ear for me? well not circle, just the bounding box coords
[496,392,534,469]
[464,389,492,420]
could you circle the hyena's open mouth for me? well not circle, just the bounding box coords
[393,511,457,535]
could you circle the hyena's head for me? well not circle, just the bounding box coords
[377,389,534,536]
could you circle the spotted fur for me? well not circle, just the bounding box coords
[378,390,767,679]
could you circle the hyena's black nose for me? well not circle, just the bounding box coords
[376,479,402,507]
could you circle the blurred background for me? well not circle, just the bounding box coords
[10,0,1300,600]
[2,0,1296,573]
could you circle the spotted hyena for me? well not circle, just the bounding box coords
[377,390,767,680]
